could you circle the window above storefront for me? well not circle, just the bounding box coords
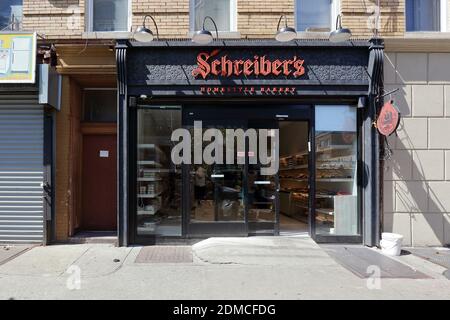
[406,0,447,32]
[190,0,237,32]
[82,89,117,122]
[0,0,22,31]
[295,0,338,32]
[86,0,130,32]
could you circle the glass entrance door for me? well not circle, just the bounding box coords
[186,118,247,236]
[247,120,279,235]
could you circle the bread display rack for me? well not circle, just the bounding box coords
[279,132,357,234]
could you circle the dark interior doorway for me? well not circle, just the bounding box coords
[278,121,310,235]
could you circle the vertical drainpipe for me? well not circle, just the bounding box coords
[364,38,384,247]
[116,41,128,247]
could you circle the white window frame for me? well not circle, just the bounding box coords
[189,0,237,32]
[440,0,448,31]
[86,0,132,33]
[294,0,339,34]
[405,0,447,33]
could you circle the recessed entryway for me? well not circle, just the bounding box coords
[78,89,118,234]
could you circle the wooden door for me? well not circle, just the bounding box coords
[81,134,117,230]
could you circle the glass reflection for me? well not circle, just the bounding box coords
[136,107,182,236]
[315,105,359,236]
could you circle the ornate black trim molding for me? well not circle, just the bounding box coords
[116,41,128,96]
[364,38,384,247]
[116,40,129,246]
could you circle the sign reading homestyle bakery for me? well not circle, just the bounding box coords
[192,49,305,79]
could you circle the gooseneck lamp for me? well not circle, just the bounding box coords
[275,15,297,42]
[192,16,219,44]
[329,14,352,43]
[134,15,160,42]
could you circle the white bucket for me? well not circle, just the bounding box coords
[380,232,403,256]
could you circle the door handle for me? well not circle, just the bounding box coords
[254,181,270,185]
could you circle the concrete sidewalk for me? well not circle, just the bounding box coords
[192,235,336,266]
[0,245,32,266]
[0,237,449,300]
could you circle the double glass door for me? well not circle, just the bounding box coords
[184,109,292,237]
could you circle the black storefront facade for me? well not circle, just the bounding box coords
[115,39,384,247]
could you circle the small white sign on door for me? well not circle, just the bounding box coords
[99,150,109,158]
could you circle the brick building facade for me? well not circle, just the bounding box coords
[22,0,409,39]
[6,0,450,246]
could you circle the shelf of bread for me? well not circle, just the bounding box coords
[137,160,163,166]
[315,214,334,223]
[316,145,353,153]
[279,150,308,171]
[314,132,357,234]
[137,143,164,153]
[137,192,163,198]
[137,203,161,216]
[137,177,163,182]
[279,165,308,171]
[291,205,333,222]
[138,169,178,173]
[280,155,356,172]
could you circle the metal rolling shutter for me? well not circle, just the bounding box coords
[0,95,44,243]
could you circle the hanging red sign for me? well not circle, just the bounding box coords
[376,100,400,136]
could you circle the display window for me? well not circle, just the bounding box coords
[135,107,182,237]
[314,105,359,236]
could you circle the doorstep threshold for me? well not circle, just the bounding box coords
[67,231,118,245]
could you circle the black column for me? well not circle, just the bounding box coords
[116,41,129,246]
[363,38,384,247]
[43,109,55,245]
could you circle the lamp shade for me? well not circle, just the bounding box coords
[329,28,352,42]
[192,29,214,44]
[134,26,154,42]
[275,26,297,42]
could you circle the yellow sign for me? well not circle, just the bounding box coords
[0,32,36,83]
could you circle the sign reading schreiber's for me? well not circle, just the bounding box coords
[192,50,305,79]
[192,49,305,95]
